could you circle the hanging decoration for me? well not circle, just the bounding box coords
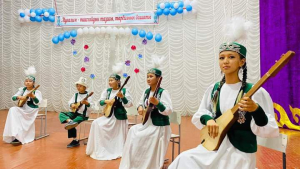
[156,0,197,17]
[142,39,147,45]
[73,50,78,56]
[134,68,140,74]
[84,56,90,63]
[123,73,128,78]
[90,74,95,79]
[125,60,131,66]
[131,45,136,51]
[17,8,56,23]
[70,39,76,45]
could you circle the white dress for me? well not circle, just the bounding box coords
[3,87,43,144]
[169,82,279,169]
[119,89,173,169]
[86,89,133,160]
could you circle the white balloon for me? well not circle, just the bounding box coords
[25,9,30,15]
[173,2,179,9]
[24,16,30,22]
[95,27,101,34]
[77,28,83,35]
[190,0,198,8]
[192,9,197,15]
[125,27,131,36]
[19,17,25,23]
[100,27,106,34]
[18,9,24,14]
[89,27,95,34]
[44,12,49,17]
[119,27,125,36]
[106,27,112,34]
[30,12,36,17]
[83,27,89,34]
[159,3,165,9]
[184,0,191,7]
[112,27,119,36]
[183,10,188,15]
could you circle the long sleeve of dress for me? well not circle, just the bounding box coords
[121,89,133,108]
[99,89,107,106]
[157,90,173,116]
[11,87,25,101]
[68,94,76,111]
[192,84,215,130]
[84,96,94,117]
[250,87,279,138]
[32,90,43,105]
[138,89,147,109]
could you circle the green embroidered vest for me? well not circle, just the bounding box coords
[74,92,88,117]
[143,88,170,126]
[211,82,259,153]
[106,88,128,120]
[22,87,39,109]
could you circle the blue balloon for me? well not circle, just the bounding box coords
[139,30,146,38]
[157,3,160,9]
[155,34,162,42]
[64,31,71,39]
[170,2,175,8]
[52,36,59,44]
[35,9,42,16]
[177,7,184,14]
[163,8,170,16]
[165,2,170,9]
[179,1,184,7]
[170,8,177,16]
[146,32,153,40]
[186,5,193,11]
[48,8,56,16]
[35,16,42,22]
[156,9,163,16]
[42,8,48,14]
[132,28,138,36]
[49,16,55,22]
[43,16,49,21]
[70,30,77,37]
[30,9,35,13]
[30,17,36,22]
[20,13,25,18]
[58,34,64,41]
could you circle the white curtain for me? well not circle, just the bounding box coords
[0,0,260,116]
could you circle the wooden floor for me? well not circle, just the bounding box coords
[0,110,299,169]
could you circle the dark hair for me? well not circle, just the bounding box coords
[118,80,121,87]
[212,55,247,105]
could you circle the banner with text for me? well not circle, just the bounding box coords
[55,11,159,27]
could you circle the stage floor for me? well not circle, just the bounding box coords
[0,110,299,169]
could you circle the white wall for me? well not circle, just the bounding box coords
[0,0,260,115]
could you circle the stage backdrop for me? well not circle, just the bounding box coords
[0,0,260,115]
[260,0,300,130]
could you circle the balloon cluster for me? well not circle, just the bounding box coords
[156,0,197,16]
[76,27,131,37]
[18,8,56,23]
[131,28,162,43]
[52,27,132,44]
[52,30,77,44]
